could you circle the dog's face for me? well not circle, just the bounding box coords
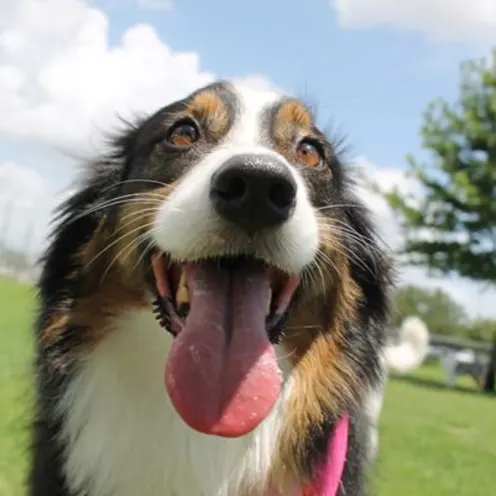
[46,80,391,455]
[146,84,321,270]
[145,83,341,436]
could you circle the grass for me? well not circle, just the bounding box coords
[372,368,495,495]
[0,278,495,495]
[0,278,35,496]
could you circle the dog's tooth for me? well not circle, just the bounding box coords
[176,269,190,306]
[176,286,189,306]
[266,288,272,316]
[178,268,188,289]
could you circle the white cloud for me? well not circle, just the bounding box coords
[331,0,496,43]
[0,0,493,318]
[137,0,173,10]
[0,0,276,254]
[0,0,278,154]
[0,162,46,208]
[0,161,61,253]
[0,0,216,154]
[352,156,417,250]
[232,74,284,95]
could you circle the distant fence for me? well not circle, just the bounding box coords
[429,332,496,393]
[429,333,492,354]
[0,265,39,285]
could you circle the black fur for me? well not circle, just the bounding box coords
[29,81,392,495]
[301,193,391,490]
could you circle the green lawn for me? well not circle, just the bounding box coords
[0,278,495,495]
[0,278,35,496]
[372,368,495,495]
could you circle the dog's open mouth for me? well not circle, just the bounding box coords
[150,253,300,438]
[151,254,300,342]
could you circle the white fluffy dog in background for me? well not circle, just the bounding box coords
[365,316,430,461]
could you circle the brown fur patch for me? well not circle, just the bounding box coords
[40,280,147,369]
[80,184,175,285]
[108,186,172,282]
[72,280,147,342]
[40,313,71,346]
[276,99,313,129]
[269,216,363,488]
[271,99,317,163]
[186,90,230,140]
[40,185,178,368]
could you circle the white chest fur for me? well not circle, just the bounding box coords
[59,310,292,496]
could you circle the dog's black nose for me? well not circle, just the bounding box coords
[210,154,297,232]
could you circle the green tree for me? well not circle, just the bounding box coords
[466,318,496,342]
[391,284,469,337]
[385,49,496,282]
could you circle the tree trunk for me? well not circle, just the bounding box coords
[482,331,496,393]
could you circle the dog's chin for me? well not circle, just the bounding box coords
[146,250,300,438]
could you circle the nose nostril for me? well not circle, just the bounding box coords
[210,154,297,231]
[269,181,296,210]
[227,176,247,201]
[216,175,247,202]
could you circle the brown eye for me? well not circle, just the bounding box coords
[167,120,199,147]
[295,140,323,168]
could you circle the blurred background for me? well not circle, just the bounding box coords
[0,0,495,495]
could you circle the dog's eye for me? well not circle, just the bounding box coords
[167,120,199,147]
[295,140,323,168]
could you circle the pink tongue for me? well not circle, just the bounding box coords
[165,261,282,437]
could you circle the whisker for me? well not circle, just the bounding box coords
[314,251,331,295]
[113,208,162,235]
[316,203,366,212]
[318,222,380,275]
[99,229,153,284]
[322,219,377,247]
[65,196,165,226]
[275,347,297,364]
[326,226,380,266]
[131,238,156,275]
[98,178,169,195]
[316,249,340,278]
[319,230,373,263]
[285,324,323,331]
[84,222,155,270]
[330,217,390,251]
[301,258,327,293]
[320,237,373,276]
[111,219,153,240]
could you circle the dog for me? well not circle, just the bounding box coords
[438,347,488,388]
[29,81,392,496]
[364,316,430,462]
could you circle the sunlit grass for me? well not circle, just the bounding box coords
[0,278,494,495]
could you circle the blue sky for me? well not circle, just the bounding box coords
[96,0,484,169]
[0,0,495,317]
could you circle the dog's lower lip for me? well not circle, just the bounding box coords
[150,252,299,342]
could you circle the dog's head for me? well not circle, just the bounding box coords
[41,80,391,449]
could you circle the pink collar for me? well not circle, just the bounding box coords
[268,414,349,496]
[302,414,349,496]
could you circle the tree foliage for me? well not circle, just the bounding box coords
[392,284,496,342]
[385,49,496,283]
[391,284,469,336]
[466,318,496,342]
